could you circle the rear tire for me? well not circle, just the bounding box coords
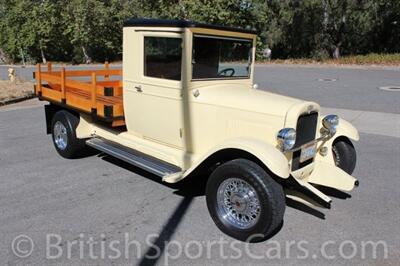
[51,110,87,159]
[332,138,357,175]
[206,159,285,242]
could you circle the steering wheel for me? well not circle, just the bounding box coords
[217,68,235,77]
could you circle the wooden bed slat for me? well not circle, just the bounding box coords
[42,87,62,102]
[35,63,125,125]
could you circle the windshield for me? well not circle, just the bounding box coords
[192,35,252,80]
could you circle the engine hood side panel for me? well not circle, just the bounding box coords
[190,84,303,117]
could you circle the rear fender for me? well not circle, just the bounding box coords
[44,104,58,134]
[76,114,94,139]
[44,104,83,135]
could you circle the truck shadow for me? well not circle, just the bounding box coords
[100,154,178,189]
[99,154,354,264]
[99,154,207,196]
[99,154,283,263]
[100,154,203,266]
[313,185,352,199]
[285,197,326,220]
[284,184,352,220]
[138,197,194,266]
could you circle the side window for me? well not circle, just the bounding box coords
[144,37,182,81]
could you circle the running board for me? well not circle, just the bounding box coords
[86,138,182,177]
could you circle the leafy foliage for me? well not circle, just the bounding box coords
[0,0,398,63]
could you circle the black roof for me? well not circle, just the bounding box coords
[123,18,257,34]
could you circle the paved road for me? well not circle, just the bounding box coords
[254,64,400,114]
[0,65,399,265]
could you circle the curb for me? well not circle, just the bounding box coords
[0,95,36,106]
[378,86,400,92]
[255,63,400,71]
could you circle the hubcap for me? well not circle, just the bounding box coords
[216,178,261,229]
[53,121,68,150]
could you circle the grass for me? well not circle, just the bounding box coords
[0,79,34,104]
[259,53,400,66]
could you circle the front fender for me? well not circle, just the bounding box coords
[315,117,359,166]
[163,138,290,183]
[336,118,359,141]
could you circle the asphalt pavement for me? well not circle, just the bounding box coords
[254,64,400,114]
[0,64,399,265]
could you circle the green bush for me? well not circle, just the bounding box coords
[0,0,399,64]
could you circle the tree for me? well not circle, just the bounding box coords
[96,0,147,61]
[0,0,398,63]
[320,0,380,58]
[0,0,37,64]
[63,0,108,63]
[370,0,400,53]
[31,0,58,63]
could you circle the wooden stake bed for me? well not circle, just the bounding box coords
[34,62,125,127]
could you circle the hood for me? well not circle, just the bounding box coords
[192,83,305,118]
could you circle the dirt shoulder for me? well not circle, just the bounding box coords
[0,80,35,105]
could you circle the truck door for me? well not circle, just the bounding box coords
[123,32,184,149]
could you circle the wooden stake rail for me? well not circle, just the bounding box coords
[35,62,125,127]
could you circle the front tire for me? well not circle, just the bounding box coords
[332,138,357,175]
[51,110,86,159]
[206,159,285,242]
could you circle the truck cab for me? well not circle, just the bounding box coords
[36,19,359,241]
[121,19,258,169]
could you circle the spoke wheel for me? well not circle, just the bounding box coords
[217,178,261,229]
[206,159,285,242]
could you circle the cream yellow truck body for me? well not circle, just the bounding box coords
[38,19,361,240]
[75,20,359,209]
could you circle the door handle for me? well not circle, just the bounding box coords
[134,85,142,92]
[193,89,200,97]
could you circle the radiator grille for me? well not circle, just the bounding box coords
[291,112,318,171]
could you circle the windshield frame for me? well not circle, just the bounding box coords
[190,33,254,81]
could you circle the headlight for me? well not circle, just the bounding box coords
[277,128,296,151]
[322,115,339,135]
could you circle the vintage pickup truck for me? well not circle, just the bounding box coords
[35,18,359,241]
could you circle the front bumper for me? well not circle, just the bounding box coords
[287,154,359,208]
[283,109,359,208]
[286,128,359,208]
[307,160,358,191]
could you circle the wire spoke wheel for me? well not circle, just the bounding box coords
[216,178,261,229]
[206,159,285,241]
